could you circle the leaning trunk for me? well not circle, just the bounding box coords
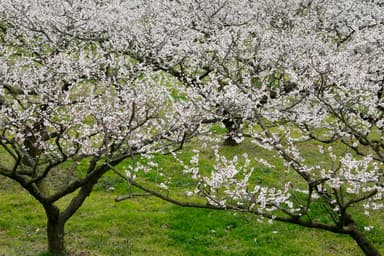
[45,205,66,256]
[349,225,381,256]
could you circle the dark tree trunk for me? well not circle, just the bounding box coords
[349,225,381,256]
[45,205,66,256]
[223,118,241,146]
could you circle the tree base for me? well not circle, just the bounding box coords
[223,137,240,146]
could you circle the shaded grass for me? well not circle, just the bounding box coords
[168,206,365,256]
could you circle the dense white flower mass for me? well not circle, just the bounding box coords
[0,0,383,255]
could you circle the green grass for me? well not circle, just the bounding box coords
[0,137,383,255]
[0,180,372,256]
[1,178,382,255]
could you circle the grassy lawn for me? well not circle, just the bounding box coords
[0,137,383,255]
[0,182,371,256]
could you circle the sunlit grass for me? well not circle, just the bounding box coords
[0,180,373,256]
[0,135,383,255]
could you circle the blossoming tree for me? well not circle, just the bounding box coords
[1,0,383,256]
[115,1,384,256]
[0,1,203,254]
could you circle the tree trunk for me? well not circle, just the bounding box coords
[223,118,241,146]
[349,225,381,256]
[45,205,66,256]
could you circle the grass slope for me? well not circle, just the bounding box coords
[0,178,381,255]
[0,137,383,255]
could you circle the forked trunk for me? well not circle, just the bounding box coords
[349,225,381,256]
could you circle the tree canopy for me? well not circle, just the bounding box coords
[0,0,383,255]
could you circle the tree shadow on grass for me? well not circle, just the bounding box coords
[166,206,364,256]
